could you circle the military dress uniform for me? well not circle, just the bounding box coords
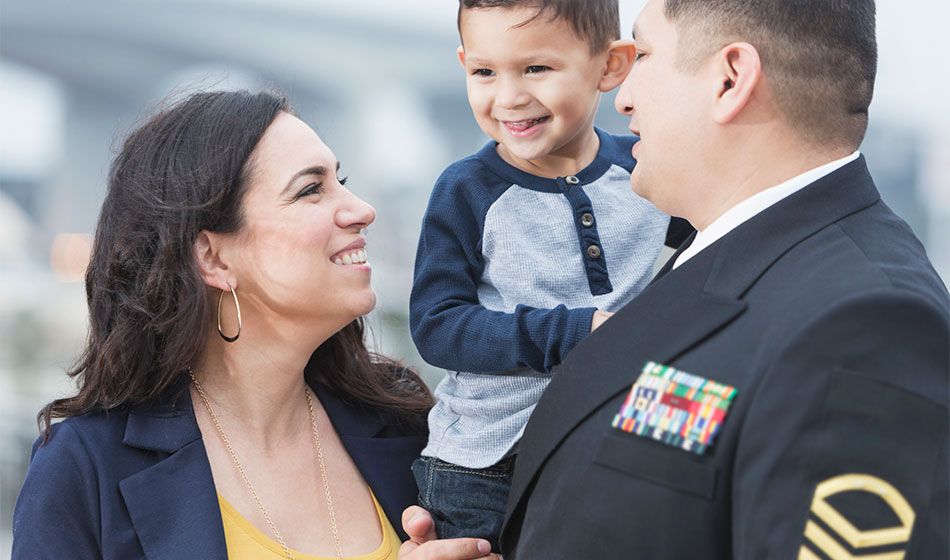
[501,156,949,559]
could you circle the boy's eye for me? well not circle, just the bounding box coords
[472,68,495,77]
[634,53,647,63]
[294,183,323,200]
[339,176,348,186]
[526,65,550,74]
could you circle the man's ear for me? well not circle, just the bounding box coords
[599,39,637,92]
[712,42,761,124]
[457,45,466,70]
[194,231,235,292]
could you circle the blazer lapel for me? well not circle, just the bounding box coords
[119,382,227,560]
[652,229,696,283]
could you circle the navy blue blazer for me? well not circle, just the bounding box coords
[502,156,950,558]
[12,374,426,559]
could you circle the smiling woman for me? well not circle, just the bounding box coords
[11,90,433,560]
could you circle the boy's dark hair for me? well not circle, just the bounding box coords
[664,0,877,148]
[458,0,620,53]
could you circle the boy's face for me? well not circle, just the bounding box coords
[458,7,609,174]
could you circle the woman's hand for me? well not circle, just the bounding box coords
[399,506,503,560]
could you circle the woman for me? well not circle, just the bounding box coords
[11,90,494,560]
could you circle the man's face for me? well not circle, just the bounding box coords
[614,0,707,217]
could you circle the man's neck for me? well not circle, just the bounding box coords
[670,148,860,271]
[689,141,855,231]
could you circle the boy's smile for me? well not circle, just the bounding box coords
[502,116,550,138]
[458,6,615,178]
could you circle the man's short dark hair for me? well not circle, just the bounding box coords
[665,0,877,148]
[458,0,620,54]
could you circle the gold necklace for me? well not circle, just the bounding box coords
[188,369,343,560]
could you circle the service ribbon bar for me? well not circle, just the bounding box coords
[612,361,737,455]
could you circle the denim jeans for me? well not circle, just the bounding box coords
[410,455,516,553]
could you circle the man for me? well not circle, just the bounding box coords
[400,0,948,557]
[493,0,949,558]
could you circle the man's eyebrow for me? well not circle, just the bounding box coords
[281,161,339,196]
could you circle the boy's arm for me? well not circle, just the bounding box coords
[409,177,596,374]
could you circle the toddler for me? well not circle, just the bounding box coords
[409,0,687,550]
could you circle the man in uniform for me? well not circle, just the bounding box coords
[496,0,949,557]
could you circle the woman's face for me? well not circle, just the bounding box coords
[221,112,377,339]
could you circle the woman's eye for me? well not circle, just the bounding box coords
[635,53,646,63]
[295,183,323,200]
[473,68,495,77]
[339,176,348,186]
[526,65,550,74]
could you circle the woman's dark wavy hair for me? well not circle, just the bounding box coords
[38,89,432,439]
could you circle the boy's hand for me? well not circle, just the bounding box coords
[591,310,614,332]
[399,506,501,560]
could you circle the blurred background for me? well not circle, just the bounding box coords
[1,0,948,554]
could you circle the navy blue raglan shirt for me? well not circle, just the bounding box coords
[410,128,672,467]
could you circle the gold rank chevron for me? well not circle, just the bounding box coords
[798,474,915,560]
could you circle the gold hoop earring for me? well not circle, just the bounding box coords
[217,284,242,342]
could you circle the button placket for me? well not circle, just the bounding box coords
[560,174,613,295]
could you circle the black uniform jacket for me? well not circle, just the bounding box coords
[502,156,949,558]
[13,372,426,559]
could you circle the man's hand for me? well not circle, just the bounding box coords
[399,506,501,560]
[591,310,614,332]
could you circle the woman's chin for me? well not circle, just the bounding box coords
[342,291,377,323]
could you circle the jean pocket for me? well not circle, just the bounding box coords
[411,457,436,510]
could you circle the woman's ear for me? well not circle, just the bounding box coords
[193,231,235,292]
[711,42,762,124]
[599,39,637,92]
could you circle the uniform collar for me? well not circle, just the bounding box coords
[674,150,861,270]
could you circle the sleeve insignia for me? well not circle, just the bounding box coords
[799,473,916,560]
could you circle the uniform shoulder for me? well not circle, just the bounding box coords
[768,209,948,320]
[834,204,949,310]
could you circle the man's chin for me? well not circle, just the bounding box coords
[630,172,650,200]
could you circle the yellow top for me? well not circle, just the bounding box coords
[218,491,400,560]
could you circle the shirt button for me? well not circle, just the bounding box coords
[580,213,595,228]
[565,175,580,185]
[587,244,602,259]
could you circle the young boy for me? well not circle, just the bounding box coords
[409,0,686,550]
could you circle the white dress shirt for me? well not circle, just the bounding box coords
[673,151,861,269]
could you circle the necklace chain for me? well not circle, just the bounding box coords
[189,369,344,560]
